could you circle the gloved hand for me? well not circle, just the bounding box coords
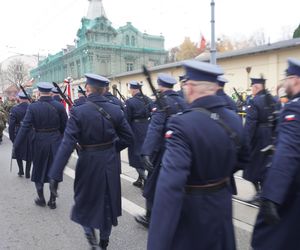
[49,179,59,198]
[261,199,280,225]
[142,155,154,172]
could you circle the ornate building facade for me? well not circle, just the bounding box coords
[30,0,167,83]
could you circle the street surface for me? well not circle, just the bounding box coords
[0,130,257,250]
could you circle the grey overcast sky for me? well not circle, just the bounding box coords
[0,0,299,61]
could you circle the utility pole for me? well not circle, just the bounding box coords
[210,0,216,64]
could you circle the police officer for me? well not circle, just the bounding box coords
[13,82,68,209]
[104,85,125,111]
[251,58,300,250]
[125,81,153,188]
[147,60,247,250]
[243,77,276,203]
[48,74,133,250]
[51,87,63,103]
[73,86,87,107]
[216,76,238,112]
[135,73,186,227]
[9,92,33,178]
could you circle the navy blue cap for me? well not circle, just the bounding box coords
[183,60,224,83]
[51,87,59,94]
[157,73,177,88]
[179,75,187,83]
[286,58,300,77]
[85,73,109,87]
[78,86,86,94]
[251,78,266,85]
[129,80,142,89]
[217,76,228,87]
[37,82,53,92]
[17,92,27,99]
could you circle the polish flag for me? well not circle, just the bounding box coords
[285,114,296,121]
[63,78,72,113]
[198,34,206,53]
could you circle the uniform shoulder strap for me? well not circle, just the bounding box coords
[193,107,240,150]
[86,101,116,129]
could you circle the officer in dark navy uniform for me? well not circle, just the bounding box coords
[73,86,87,107]
[52,87,63,103]
[9,92,33,178]
[104,85,125,111]
[125,81,153,188]
[48,74,133,250]
[216,76,238,112]
[135,73,187,227]
[148,60,247,250]
[251,58,300,250]
[243,77,276,203]
[13,82,68,209]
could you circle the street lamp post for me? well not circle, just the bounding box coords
[210,0,216,64]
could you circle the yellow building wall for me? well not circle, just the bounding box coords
[109,46,300,98]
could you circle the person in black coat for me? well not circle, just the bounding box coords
[14,82,68,209]
[148,60,248,250]
[135,73,187,228]
[9,92,33,178]
[49,74,133,250]
[125,81,153,188]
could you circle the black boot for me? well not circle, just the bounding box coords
[85,230,100,250]
[35,189,46,207]
[17,159,24,177]
[25,162,31,179]
[134,210,151,228]
[133,176,143,188]
[99,239,109,250]
[47,193,56,209]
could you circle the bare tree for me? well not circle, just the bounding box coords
[5,59,30,85]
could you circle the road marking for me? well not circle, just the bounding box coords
[3,131,253,232]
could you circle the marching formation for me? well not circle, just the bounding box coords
[0,57,300,250]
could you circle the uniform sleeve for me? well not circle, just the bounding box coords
[141,109,167,156]
[148,117,191,250]
[8,109,17,142]
[124,100,132,122]
[244,99,258,145]
[13,107,33,150]
[262,105,300,204]
[48,110,80,182]
[59,106,68,134]
[115,111,134,152]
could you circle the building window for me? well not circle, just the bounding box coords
[126,35,130,46]
[131,36,135,46]
[127,63,134,71]
[100,23,104,30]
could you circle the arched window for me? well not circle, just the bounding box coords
[131,36,135,46]
[126,35,130,46]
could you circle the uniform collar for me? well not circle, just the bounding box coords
[39,96,53,101]
[189,95,226,110]
[216,89,225,95]
[104,92,113,97]
[256,90,265,96]
[292,92,300,100]
[162,89,177,96]
[87,93,108,102]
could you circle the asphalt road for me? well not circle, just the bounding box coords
[0,131,257,250]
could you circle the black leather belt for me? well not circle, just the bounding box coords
[79,141,113,151]
[185,178,229,195]
[34,128,59,133]
[133,118,149,123]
